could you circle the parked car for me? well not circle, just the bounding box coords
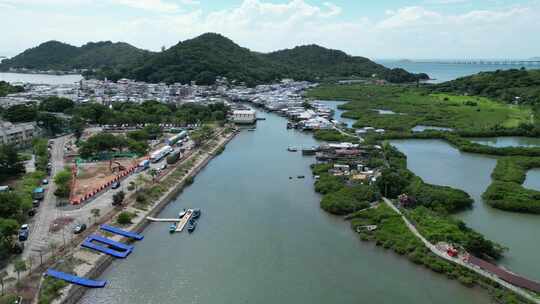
[18,224,29,241]
[32,200,40,207]
[28,208,37,217]
[42,179,49,185]
[73,223,87,234]
[158,163,168,171]
[111,181,121,189]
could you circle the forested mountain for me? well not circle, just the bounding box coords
[0,41,151,71]
[434,69,540,105]
[2,33,426,85]
[266,45,427,83]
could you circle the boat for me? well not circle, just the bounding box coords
[192,208,201,219]
[169,224,176,233]
[248,128,256,131]
[287,146,298,152]
[297,175,305,179]
[178,209,186,218]
[301,147,318,155]
[187,219,197,233]
[286,122,293,129]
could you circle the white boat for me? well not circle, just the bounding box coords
[287,146,298,152]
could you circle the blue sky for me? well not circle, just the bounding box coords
[1,0,539,59]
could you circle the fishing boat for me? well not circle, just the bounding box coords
[187,219,197,233]
[248,128,256,131]
[297,175,305,179]
[169,224,176,233]
[287,146,298,152]
[178,209,186,218]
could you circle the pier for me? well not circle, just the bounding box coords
[146,209,194,232]
[175,209,193,232]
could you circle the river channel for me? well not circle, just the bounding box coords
[80,112,489,304]
[390,139,540,282]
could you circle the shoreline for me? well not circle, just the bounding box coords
[48,128,238,304]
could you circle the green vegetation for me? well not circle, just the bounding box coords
[3,33,422,85]
[117,211,136,225]
[313,129,356,142]
[79,133,148,158]
[0,81,23,97]
[408,207,505,259]
[434,68,540,105]
[482,157,540,214]
[0,40,150,73]
[376,143,474,213]
[53,169,72,198]
[320,184,378,215]
[307,84,532,131]
[0,145,25,181]
[39,96,74,113]
[32,138,48,172]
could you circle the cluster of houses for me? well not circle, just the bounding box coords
[315,142,382,184]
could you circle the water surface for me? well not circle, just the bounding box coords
[0,72,82,85]
[80,114,490,304]
[316,100,356,128]
[470,137,540,148]
[523,169,540,191]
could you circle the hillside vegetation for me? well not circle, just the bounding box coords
[434,68,540,105]
[0,41,151,72]
[0,81,23,97]
[1,33,426,85]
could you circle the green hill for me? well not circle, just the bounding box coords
[0,41,150,72]
[2,33,426,85]
[434,68,540,105]
[266,45,427,83]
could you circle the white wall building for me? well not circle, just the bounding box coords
[232,110,257,124]
[0,120,37,147]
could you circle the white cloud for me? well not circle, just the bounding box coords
[109,0,180,13]
[0,0,539,59]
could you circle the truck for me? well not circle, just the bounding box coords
[32,187,45,200]
[150,145,173,163]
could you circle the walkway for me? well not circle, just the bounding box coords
[381,198,540,303]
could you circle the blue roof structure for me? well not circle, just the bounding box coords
[46,269,107,288]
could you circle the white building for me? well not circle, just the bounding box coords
[232,110,257,124]
[0,120,38,147]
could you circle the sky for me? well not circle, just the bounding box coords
[1,0,539,59]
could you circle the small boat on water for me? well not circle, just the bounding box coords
[287,146,298,152]
[192,208,201,219]
[297,175,305,179]
[187,219,197,233]
[178,209,187,218]
[248,128,256,131]
[287,122,293,129]
[169,224,176,233]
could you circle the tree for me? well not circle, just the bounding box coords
[2,104,37,122]
[39,96,74,113]
[13,259,26,282]
[117,212,133,225]
[53,170,72,198]
[90,208,100,225]
[0,145,25,180]
[0,270,7,295]
[112,191,125,206]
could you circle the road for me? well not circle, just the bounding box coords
[381,198,539,303]
[25,136,68,257]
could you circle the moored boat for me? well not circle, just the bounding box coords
[187,219,197,233]
[287,146,298,152]
[169,224,176,233]
[301,147,318,155]
[192,208,201,219]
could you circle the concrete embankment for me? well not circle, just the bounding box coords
[48,130,238,304]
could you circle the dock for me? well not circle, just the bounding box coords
[146,217,182,222]
[175,209,193,232]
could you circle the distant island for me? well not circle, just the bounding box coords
[0,33,429,86]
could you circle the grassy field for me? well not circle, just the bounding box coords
[307,84,532,131]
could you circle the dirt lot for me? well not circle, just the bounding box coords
[71,158,138,198]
